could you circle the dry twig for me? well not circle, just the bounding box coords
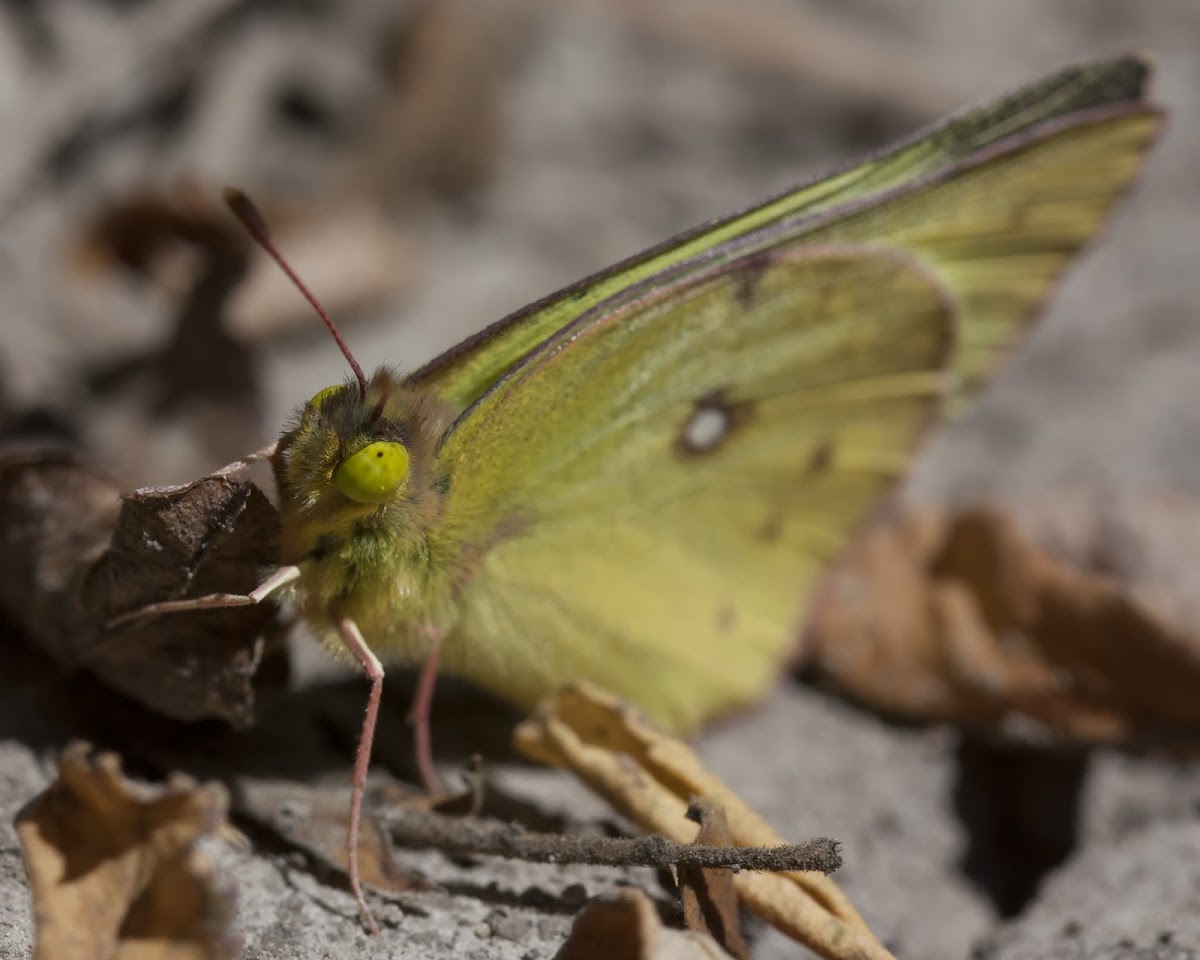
[383,808,841,874]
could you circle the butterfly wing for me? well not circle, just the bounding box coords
[412,58,1160,730]
[431,248,955,730]
[411,55,1157,408]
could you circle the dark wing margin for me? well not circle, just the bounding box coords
[408,54,1153,410]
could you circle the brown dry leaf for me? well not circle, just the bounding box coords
[679,800,749,960]
[74,185,264,475]
[806,499,1200,748]
[73,184,247,289]
[15,741,237,960]
[556,887,732,960]
[515,683,894,960]
[74,186,254,417]
[77,174,423,350]
[0,446,281,726]
[345,0,534,205]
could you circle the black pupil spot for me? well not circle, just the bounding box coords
[377,451,383,457]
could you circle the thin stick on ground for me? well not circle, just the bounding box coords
[382,809,842,874]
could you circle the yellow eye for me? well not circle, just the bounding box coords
[309,384,344,409]
[335,441,409,504]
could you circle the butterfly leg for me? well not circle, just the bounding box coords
[209,440,279,478]
[408,639,445,796]
[336,617,384,935]
[104,564,300,629]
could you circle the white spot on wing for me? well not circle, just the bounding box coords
[683,404,729,452]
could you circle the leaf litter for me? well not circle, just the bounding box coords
[15,742,238,960]
[807,497,1200,750]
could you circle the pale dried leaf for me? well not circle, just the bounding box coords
[556,887,732,960]
[15,742,236,960]
[516,683,893,960]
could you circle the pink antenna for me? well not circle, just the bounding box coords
[223,187,368,395]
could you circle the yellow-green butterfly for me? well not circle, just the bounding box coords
[121,54,1161,930]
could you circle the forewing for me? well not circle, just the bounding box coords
[411,55,1155,408]
[794,106,1160,390]
[432,248,955,731]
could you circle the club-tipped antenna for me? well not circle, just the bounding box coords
[223,187,368,395]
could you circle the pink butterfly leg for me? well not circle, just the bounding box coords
[337,618,385,935]
[408,639,445,797]
[335,623,444,932]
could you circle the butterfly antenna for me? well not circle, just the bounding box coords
[223,187,368,396]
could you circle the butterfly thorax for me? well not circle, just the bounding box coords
[270,367,462,650]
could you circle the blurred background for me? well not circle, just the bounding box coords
[1,3,1198,959]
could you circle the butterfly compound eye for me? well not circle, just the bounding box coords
[335,441,410,504]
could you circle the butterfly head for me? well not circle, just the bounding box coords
[305,379,410,505]
[277,368,429,515]
[272,371,451,563]
[223,188,453,558]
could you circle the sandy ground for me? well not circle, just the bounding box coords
[2,2,1199,958]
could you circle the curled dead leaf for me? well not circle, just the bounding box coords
[15,741,237,960]
[0,447,282,726]
[557,887,732,960]
[807,498,1200,748]
[515,683,891,960]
